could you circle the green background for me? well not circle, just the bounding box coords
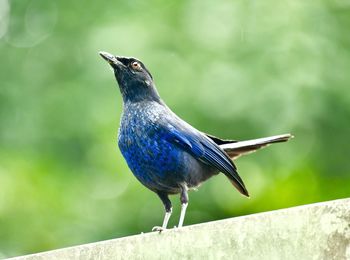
[1,0,350,258]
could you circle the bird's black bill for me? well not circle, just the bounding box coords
[99,51,127,71]
[99,51,118,65]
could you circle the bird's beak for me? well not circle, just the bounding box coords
[99,51,123,69]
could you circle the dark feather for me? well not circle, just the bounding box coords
[168,126,249,196]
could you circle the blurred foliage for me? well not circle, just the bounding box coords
[1,0,350,257]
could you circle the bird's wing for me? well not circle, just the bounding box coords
[207,133,293,160]
[165,124,249,197]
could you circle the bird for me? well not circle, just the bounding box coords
[99,51,293,232]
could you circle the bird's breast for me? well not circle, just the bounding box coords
[117,106,179,189]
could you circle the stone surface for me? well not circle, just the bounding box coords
[7,198,350,260]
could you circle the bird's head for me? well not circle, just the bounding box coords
[99,51,160,103]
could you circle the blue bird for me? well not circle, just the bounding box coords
[99,51,293,232]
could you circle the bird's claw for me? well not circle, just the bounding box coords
[152,226,165,233]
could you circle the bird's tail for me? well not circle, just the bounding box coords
[218,134,293,160]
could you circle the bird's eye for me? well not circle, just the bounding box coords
[131,61,142,71]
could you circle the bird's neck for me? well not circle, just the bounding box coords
[119,81,162,104]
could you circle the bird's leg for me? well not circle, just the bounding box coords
[152,192,172,232]
[178,186,189,228]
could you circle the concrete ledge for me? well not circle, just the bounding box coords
[8,198,350,260]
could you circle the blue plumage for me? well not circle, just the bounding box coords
[99,52,292,231]
[118,101,222,195]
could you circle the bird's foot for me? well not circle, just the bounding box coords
[152,226,166,233]
[173,226,182,231]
